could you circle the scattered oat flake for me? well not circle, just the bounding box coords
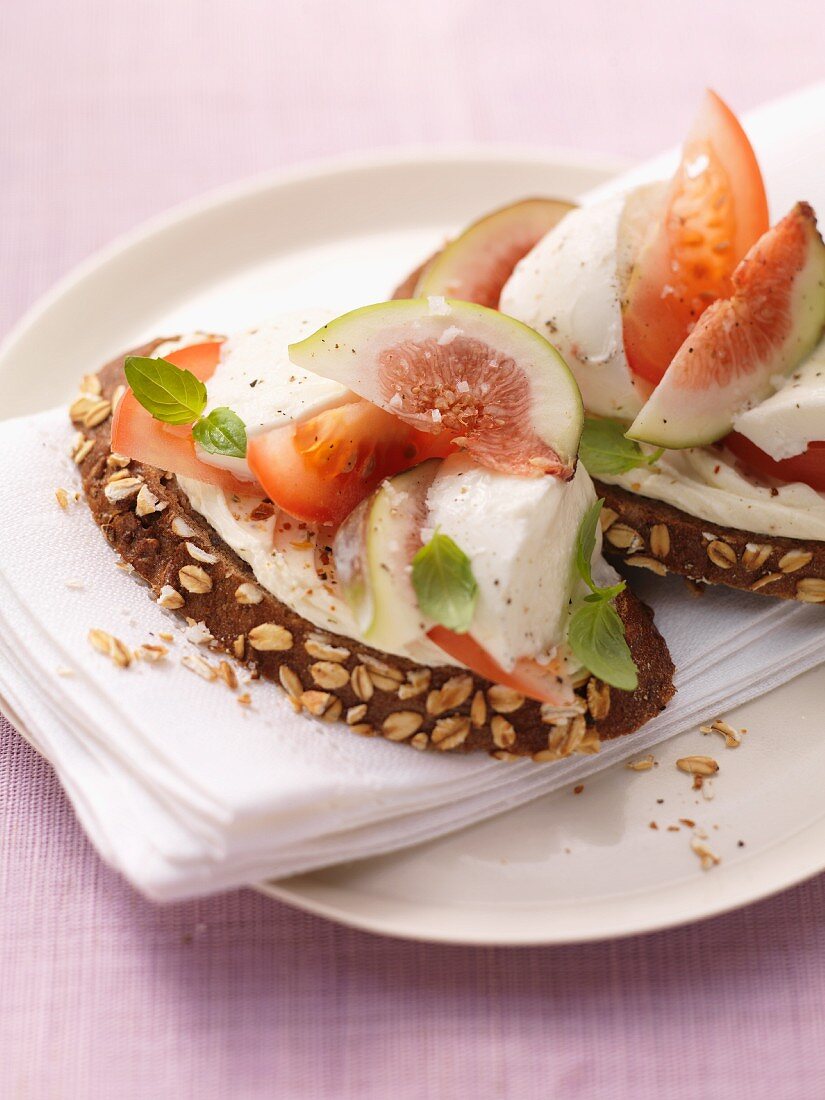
[626,754,655,771]
[679,818,695,827]
[237,692,252,706]
[573,784,584,795]
[700,718,743,748]
[676,755,719,776]
[666,825,680,832]
[691,836,720,871]
[65,579,85,590]
[701,778,716,801]
[88,628,132,668]
[55,488,69,510]
[649,821,658,830]
[135,643,168,663]
[181,653,217,682]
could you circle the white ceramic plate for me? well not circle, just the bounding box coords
[4,149,824,945]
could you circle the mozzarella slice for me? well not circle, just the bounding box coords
[425,454,596,670]
[501,195,645,420]
[734,335,825,460]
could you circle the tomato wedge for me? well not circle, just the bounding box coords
[111,341,254,494]
[725,432,825,493]
[623,91,770,385]
[428,625,575,706]
[247,398,455,526]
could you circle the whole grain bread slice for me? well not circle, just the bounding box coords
[69,343,675,758]
[595,480,825,604]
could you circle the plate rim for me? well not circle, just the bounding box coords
[8,144,820,948]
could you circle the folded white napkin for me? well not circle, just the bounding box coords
[1,83,824,900]
[0,410,822,899]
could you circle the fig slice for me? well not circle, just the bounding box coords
[333,460,439,652]
[412,197,575,308]
[629,203,825,449]
[288,299,584,479]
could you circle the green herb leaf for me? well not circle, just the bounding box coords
[192,407,248,458]
[574,498,603,593]
[412,530,478,633]
[568,597,638,691]
[580,417,664,476]
[568,499,637,690]
[124,356,207,425]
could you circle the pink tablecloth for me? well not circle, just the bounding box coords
[2,2,825,1096]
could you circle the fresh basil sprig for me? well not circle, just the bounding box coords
[124,356,207,425]
[580,417,664,477]
[568,499,638,691]
[412,529,478,633]
[192,408,248,459]
[124,355,247,459]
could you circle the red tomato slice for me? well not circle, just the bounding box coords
[247,398,455,526]
[725,432,825,493]
[428,625,575,706]
[111,341,255,494]
[623,91,770,385]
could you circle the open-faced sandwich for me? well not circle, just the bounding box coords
[70,300,674,759]
[397,93,825,603]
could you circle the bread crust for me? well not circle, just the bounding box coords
[69,344,676,758]
[595,480,825,604]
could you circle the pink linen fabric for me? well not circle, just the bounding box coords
[2,2,825,1096]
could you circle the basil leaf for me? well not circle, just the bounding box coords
[568,597,638,691]
[574,498,603,592]
[580,417,663,476]
[412,530,478,633]
[192,407,248,458]
[124,356,207,425]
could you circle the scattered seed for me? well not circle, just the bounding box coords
[104,476,143,503]
[310,661,350,690]
[88,628,132,668]
[216,660,238,690]
[487,684,525,713]
[382,711,424,741]
[700,718,742,748]
[779,549,813,573]
[178,565,212,594]
[676,755,719,776]
[157,585,185,610]
[304,634,349,662]
[136,484,166,517]
[625,554,667,576]
[185,543,218,564]
[181,653,217,681]
[55,488,69,510]
[691,836,720,871]
[605,523,643,551]
[171,517,196,538]
[797,578,825,603]
[248,622,293,651]
[742,543,773,571]
[706,540,737,569]
[626,754,655,772]
[135,643,168,663]
[649,524,670,559]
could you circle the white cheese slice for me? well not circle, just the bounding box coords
[425,454,596,670]
[599,446,825,541]
[194,310,347,480]
[500,195,645,421]
[733,335,825,460]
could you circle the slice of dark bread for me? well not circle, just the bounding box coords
[594,480,825,604]
[68,343,675,759]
